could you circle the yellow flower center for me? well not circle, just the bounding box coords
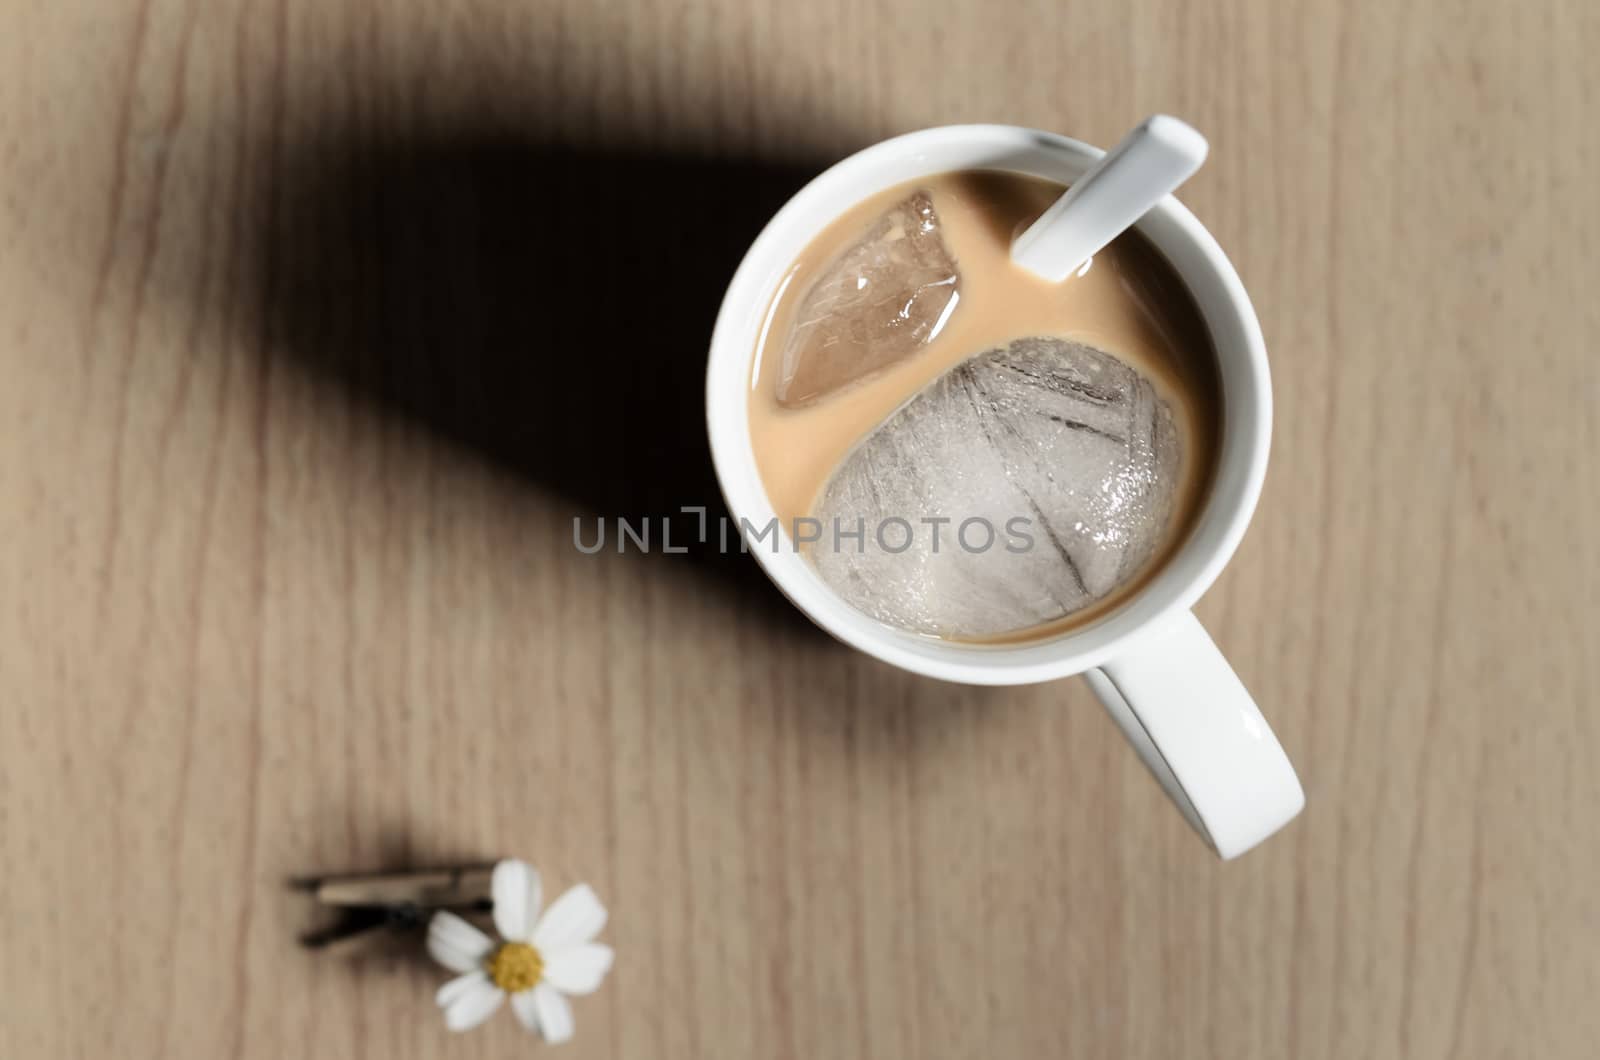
[487,942,544,993]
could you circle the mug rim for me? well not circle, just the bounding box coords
[705,123,1270,685]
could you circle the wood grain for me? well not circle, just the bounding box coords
[1,1,1596,1057]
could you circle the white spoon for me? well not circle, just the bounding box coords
[1011,115,1209,282]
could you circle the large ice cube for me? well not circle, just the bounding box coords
[777,191,960,406]
[810,337,1181,638]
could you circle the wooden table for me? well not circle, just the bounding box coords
[2,1,1596,1057]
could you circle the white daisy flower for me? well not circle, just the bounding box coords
[427,859,613,1042]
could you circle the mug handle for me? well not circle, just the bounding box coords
[1084,611,1304,858]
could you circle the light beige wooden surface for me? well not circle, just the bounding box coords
[1,1,1596,1057]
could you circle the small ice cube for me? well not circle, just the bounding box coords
[810,337,1181,638]
[777,191,960,406]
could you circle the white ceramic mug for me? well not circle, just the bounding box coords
[705,124,1303,858]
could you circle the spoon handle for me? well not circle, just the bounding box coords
[1012,115,1208,282]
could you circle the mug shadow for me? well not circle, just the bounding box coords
[259,126,833,636]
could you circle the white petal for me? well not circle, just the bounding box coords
[492,859,543,943]
[541,943,614,995]
[531,982,575,1043]
[442,977,504,1032]
[427,911,494,973]
[510,988,541,1033]
[435,970,490,1008]
[532,884,607,951]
